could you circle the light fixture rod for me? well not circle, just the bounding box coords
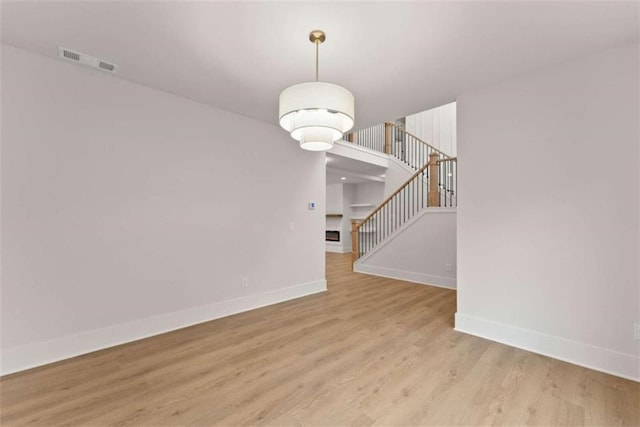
[309,30,326,82]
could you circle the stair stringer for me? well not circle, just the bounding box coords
[354,207,457,289]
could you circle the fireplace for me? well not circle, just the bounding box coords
[325,230,340,242]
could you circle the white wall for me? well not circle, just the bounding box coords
[355,209,456,288]
[405,102,457,156]
[326,183,343,214]
[0,45,326,374]
[350,181,385,221]
[384,158,415,198]
[455,43,640,381]
[353,182,384,206]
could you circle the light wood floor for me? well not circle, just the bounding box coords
[1,253,638,426]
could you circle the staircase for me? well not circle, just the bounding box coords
[342,122,457,262]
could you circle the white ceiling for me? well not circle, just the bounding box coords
[1,2,638,130]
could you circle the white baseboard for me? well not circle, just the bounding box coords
[354,263,456,289]
[455,313,640,382]
[0,280,327,376]
[325,247,349,253]
[326,242,350,253]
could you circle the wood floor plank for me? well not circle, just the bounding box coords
[1,252,638,426]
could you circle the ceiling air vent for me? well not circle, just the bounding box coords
[62,49,80,61]
[57,47,118,74]
[98,61,115,72]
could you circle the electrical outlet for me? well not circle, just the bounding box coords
[445,263,453,272]
[241,277,249,288]
[634,323,640,341]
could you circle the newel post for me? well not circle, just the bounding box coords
[351,219,361,265]
[344,132,355,143]
[384,122,392,154]
[428,153,440,207]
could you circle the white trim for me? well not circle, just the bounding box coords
[333,139,390,159]
[0,280,327,376]
[330,140,390,168]
[354,263,456,289]
[455,313,640,382]
[325,242,349,253]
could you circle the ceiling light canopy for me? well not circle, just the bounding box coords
[279,30,355,152]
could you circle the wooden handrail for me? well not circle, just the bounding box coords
[386,122,450,159]
[356,160,431,230]
[356,157,457,229]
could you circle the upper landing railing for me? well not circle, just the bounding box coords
[343,122,449,171]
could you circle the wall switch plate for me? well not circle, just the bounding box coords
[308,201,316,210]
[634,323,640,341]
[289,222,295,231]
[241,277,249,288]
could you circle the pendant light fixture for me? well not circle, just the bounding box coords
[279,30,355,151]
